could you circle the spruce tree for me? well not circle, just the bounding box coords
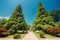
[32,3,56,31]
[3,5,28,32]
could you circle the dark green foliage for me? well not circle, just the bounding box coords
[3,5,28,33]
[8,25,18,34]
[50,9,60,22]
[13,34,21,39]
[3,21,17,30]
[17,22,28,31]
[0,19,7,28]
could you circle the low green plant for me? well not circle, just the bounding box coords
[56,33,60,37]
[13,34,21,39]
[39,31,45,38]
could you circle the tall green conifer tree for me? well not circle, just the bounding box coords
[3,5,28,32]
[32,3,55,31]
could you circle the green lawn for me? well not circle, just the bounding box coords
[34,31,56,38]
[44,34,56,38]
[6,33,26,38]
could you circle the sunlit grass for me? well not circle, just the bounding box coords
[6,33,26,38]
[34,30,56,38]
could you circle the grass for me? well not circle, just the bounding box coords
[44,33,56,38]
[34,30,56,38]
[6,33,26,38]
[34,32,40,38]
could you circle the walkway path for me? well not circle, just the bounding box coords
[23,32,39,40]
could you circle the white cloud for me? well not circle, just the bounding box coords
[0,16,9,20]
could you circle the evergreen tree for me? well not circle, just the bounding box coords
[3,5,28,32]
[32,3,55,31]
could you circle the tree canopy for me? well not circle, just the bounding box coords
[50,9,60,22]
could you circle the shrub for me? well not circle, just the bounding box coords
[39,31,45,38]
[47,27,60,34]
[8,30,15,35]
[0,28,8,37]
[13,34,21,39]
[0,28,7,32]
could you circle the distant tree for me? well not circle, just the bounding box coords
[50,9,60,22]
[3,5,28,32]
[0,18,7,28]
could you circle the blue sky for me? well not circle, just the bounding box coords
[0,0,60,25]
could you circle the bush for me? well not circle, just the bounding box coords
[8,30,15,35]
[47,27,60,34]
[0,28,7,32]
[39,31,45,38]
[13,34,21,39]
[0,28,8,37]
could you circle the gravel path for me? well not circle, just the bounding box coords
[23,32,39,40]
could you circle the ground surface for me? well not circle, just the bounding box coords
[0,32,60,40]
[34,30,56,38]
[0,38,60,40]
[23,32,39,40]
